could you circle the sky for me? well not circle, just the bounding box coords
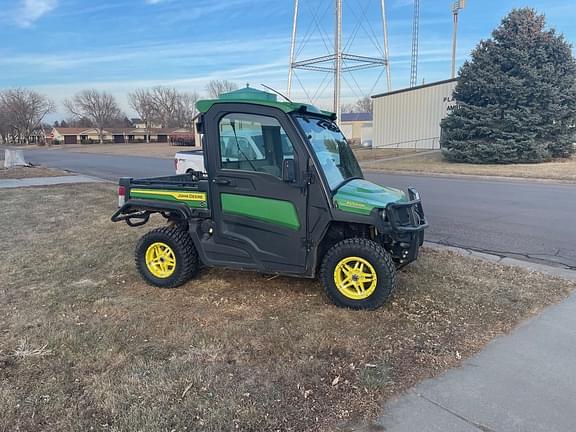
[0,0,575,119]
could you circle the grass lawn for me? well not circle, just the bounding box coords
[352,147,422,162]
[363,151,576,181]
[1,184,574,431]
[0,166,72,179]
[38,142,196,159]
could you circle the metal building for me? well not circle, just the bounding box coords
[340,112,373,145]
[371,78,458,149]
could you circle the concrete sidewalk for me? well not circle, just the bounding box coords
[363,280,576,432]
[0,175,105,189]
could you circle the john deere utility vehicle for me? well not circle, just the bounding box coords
[112,87,427,310]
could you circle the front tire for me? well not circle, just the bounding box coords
[320,238,396,310]
[135,226,199,288]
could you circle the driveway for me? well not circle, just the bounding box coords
[20,147,576,269]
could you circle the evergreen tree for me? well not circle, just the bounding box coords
[441,8,576,164]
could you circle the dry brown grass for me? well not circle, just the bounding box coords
[1,184,574,431]
[363,151,576,181]
[352,147,421,162]
[0,166,72,179]
[49,142,197,159]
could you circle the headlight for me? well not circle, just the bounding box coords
[381,208,388,221]
[408,187,420,201]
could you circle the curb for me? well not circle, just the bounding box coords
[424,241,576,282]
[361,169,576,185]
[357,149,440,164]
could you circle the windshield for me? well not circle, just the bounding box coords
[295,116,363,190]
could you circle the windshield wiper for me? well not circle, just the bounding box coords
[230,120,257,172]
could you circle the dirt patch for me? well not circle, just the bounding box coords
[0,166,72,179]
[0,184,573,431]
[364,151,576,181]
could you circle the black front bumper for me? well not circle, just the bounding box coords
[386,187,428,233]
[384,187,428,264]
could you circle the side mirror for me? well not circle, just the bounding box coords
[282,158,296,183]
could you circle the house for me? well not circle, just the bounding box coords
[48,127,196,145]
[340,112,373,146]
[49,128,107,144]
[108,128,147,143]
[130,118,146,129]
[130,118,163,129]
[27,128,52,144]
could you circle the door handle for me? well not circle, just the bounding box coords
[213,178,231,185]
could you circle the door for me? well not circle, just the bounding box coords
[203,105,308,274]
[64,135,77,144]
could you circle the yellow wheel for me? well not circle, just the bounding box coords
[333,256,377,300]
[320,238,396,310]
[135,227,199,288]
[145,242,176,279]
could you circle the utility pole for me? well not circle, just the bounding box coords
[451,0,466,79]
[334,0,342,123]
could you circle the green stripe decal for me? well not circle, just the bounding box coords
[130,189,208,209]
[221,194,300,231]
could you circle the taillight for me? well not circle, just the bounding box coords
[118,185,126,207]
[174,159,178,171]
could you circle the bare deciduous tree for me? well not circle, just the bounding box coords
[0,88,55,144]
[128,89,156,142]
[0,100,9,144]
[355,96,373,113]
[132,87,200,130]
[149,86,179,128]
[64,89,123,143]
[64,117,93,128]
[341,97,374,115]
[205,80,238,98]
[173,91,200,129]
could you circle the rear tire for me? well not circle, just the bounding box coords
[135,226,199,288]
[320,238,396,310]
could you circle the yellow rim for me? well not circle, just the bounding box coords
[145,242,176,278]
[333,256,377,300]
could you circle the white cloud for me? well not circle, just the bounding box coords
[16,0,58,27]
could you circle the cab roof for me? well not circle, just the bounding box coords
[195,86,336,120]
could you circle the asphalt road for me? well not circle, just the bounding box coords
[20,147,576,269]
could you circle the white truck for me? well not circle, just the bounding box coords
[175,133,291,175]
[175,149,205,175]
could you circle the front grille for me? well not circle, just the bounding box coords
[386,200,427,232]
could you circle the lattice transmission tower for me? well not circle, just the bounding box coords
[287,0,391,122]
[410,0,420,87]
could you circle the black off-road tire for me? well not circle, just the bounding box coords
[135,226,199,288]
[320,238,396,310]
